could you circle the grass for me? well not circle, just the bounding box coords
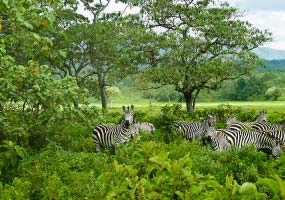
[90,100,285,114]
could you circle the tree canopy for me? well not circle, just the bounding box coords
[127,0,272,111]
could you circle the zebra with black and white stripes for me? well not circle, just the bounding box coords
[226,110,267,131]
[128,122,156,142]
[92,105,135,153]
[206,127,281,157]
[174,115,216,141]
[134,122,155,134]
[252,121,285,131]
[259,129,285,150]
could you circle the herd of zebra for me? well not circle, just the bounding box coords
[175,110,285,157]
[92,105,285,157]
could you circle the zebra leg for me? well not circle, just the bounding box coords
[114,145,118,155]
[96,144,102,153]
[272,144,281,158]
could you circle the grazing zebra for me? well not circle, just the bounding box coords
[206,128,281,157]
[226,110,267,131]
[174,115,216,141]
[92,105,135,153]
[252,121,285,131]
[259,129,285,150]
[134,122,155,134]
[125,122,156,142]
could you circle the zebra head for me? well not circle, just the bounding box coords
[205,129,230,151]
[207,115,216,127]
[205,124,215,138]
[121,105,135,129]
[255,110,267,122]
[226,115,238,129]
[272,141,281,158]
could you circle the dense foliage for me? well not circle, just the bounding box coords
[1,105,285,199]
[1,0,285,199]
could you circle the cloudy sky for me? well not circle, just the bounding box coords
[79,0,285,50]
[228,0,285,50]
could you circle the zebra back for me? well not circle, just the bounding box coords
[226,111,267,131]
[134,122,155,133]
[252,121,285,131]
[217,129,280,156]
[175,115,216,141]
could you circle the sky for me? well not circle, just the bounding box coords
[78,0,285,50]
[228,0,285,50]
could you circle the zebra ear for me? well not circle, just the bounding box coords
[122,106,126,112]
[131,105,134,111]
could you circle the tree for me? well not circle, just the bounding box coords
[233,76,267,101]
[47,0,159,110]
[265,87,282,101]
[106,86,121,108]
[127,0,271,111]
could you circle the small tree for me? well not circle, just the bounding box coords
[106,86,121,108]
[265,87,282,101]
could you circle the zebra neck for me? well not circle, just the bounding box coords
[121,124,131,131]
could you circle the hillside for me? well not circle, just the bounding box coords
[253,47,285,60]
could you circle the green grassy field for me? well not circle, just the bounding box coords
[91,100,285,114]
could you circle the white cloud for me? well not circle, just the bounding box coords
[77,0,139,21]
[226,0,285,50]
[229,0,285,11]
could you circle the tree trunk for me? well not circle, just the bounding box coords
[149,95,152,111]
[0,103,3,144]
[183,92,195,112]
[74,101,79,109]
[99,85,107,111]
[192,90,200,111]
[98,71,107,111]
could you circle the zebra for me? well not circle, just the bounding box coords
[205,127,281,157]
[134,122,155,134]
[251,121,285,131]
[129,122,156,142]
[174,115,216,142]
[226,110,267,131]
[92,105,135,153]
[259,129,285,151]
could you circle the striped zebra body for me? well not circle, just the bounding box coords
[206,128,280,157]
[92,105,135,153]
[93,124,132,152]
[252,121,285,131]
[260,129,285,150]
[226,110,267,131]
[175,115,216,141]
[134,122,155,133]
[227,122,251,131]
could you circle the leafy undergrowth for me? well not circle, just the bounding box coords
[1,132,285,200]
[1,105,285,199]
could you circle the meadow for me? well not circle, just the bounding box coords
[96,100,285,115]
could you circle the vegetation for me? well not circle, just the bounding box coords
[128,0,271,111]
[1,104,285,199]
[1,0,285,199]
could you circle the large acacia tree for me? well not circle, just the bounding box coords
[128,0,272,111]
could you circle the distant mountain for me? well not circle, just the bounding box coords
[253,47,285,60]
